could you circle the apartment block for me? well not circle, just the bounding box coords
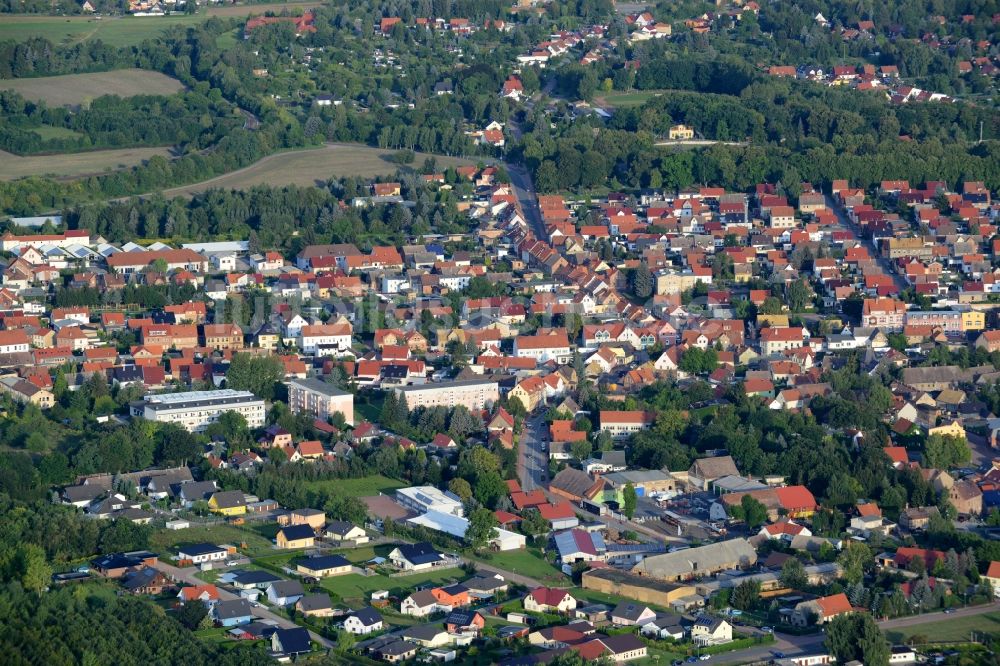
[288,377,354,425]
[131,389,266,432]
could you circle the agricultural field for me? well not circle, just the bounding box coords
[0,14,207,47]
[0,69,184,107]
[30,126,84,141]
[0,146,171,181]
[0,3,322,47]
[300,474,406,498]
[159,143,479,197]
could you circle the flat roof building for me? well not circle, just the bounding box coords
[131,389,266,432]
[288,377,354,425]
[394,379,498,413]
[396,486,465,517]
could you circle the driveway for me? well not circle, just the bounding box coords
[152,559,335,649]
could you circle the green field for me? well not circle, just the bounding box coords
[320,568,464,606]
[0,4,321,47]
[301,474,407,497]
[158,143,479,197]
[469,548,567,586]
[883,611,1000,644]
[597,90,667,109]
[148,523,276,556]
[0,146,171,181]
[0,14,208,47]
[1,69,184,107]
[31,125,85,140]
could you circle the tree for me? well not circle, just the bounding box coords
[155,423,200,465]
[570,438,592,462]
[13,543,51,593]
[466,508,498,549]
[622,483,638,519]
[520,508,549,536]
[837,543,874,585]
[739,494,768,529]
[779,557,808,590]
[176,600,209,630]
[731,579,761,611]
[923,434,971,470]
[630,263,654,299]
[225,353,285,401]
[448,478,473,503]
[825,613,890,666]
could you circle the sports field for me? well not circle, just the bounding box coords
[883,611,1000,644]
[159,143,478,197]
[0,69,184,106]
[0,3,321,47]
[0,146,171,181]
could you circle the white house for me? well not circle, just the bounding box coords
[343,607,383,634]
[523,587,577,613]
[400,589,448,617]
[299,322,353,355]
[690,616,732,645]
[388,542,445,572]
[176,544,228,565]
[266,580,305,607]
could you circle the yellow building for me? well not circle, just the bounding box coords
[668,124,695,140]
[928,421,966,440]
[757,314,790,328]
[207,490,247,516]
[962,311,986,331]
[276,525,316,549]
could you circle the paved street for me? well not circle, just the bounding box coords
[518,414,548,491]
[824,193,908,293]
[152,559,336,649]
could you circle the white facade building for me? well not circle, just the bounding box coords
[132,389,266,432]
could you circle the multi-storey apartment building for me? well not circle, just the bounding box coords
[288,377,354,425]
[131,389,266,432]
[394,379,498,412]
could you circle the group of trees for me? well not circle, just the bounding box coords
[0,89,239,155]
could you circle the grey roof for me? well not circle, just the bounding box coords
[611,601,652,621]
[177,480,218,501]
[689,455,740,480]
[289,377,350,397]
[297,593,333,612]
[404,624,447,641]
[297,555,350,571]
[326,520,361,537]
[232,570,281,585]
[405,589,438,607]
[630,538,758,579]
[462,573,507,592]
[273,627,311,655]
[269,580,305,598]
[604,470,671,486]
[549,468,597,498]
[63,484,106,503]
[351,607,382,626]
[379,640,418,657]
[214,599,253,620]
[209,490,246,509]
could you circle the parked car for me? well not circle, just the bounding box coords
[699,656,711,661]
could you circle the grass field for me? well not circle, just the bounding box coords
[883,611,1000,644]
[470,548,567,585]
[0,146,171,181]
[148,523,276,556]
[31,125,85,140]
[320,569,463,606]
[0,69,184,106]
[301,475,406,497]
[0,3,321,47]
[159,143,479,197]
[597,90,667,109]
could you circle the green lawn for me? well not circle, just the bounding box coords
[320,569,463,606]
[469,548,567,586]
[599,90,667,108]
[149,523,275,556]
[32,125,85,140]
[0,15,209,47]
[883,611,1000,644]
[301,474,406,497]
